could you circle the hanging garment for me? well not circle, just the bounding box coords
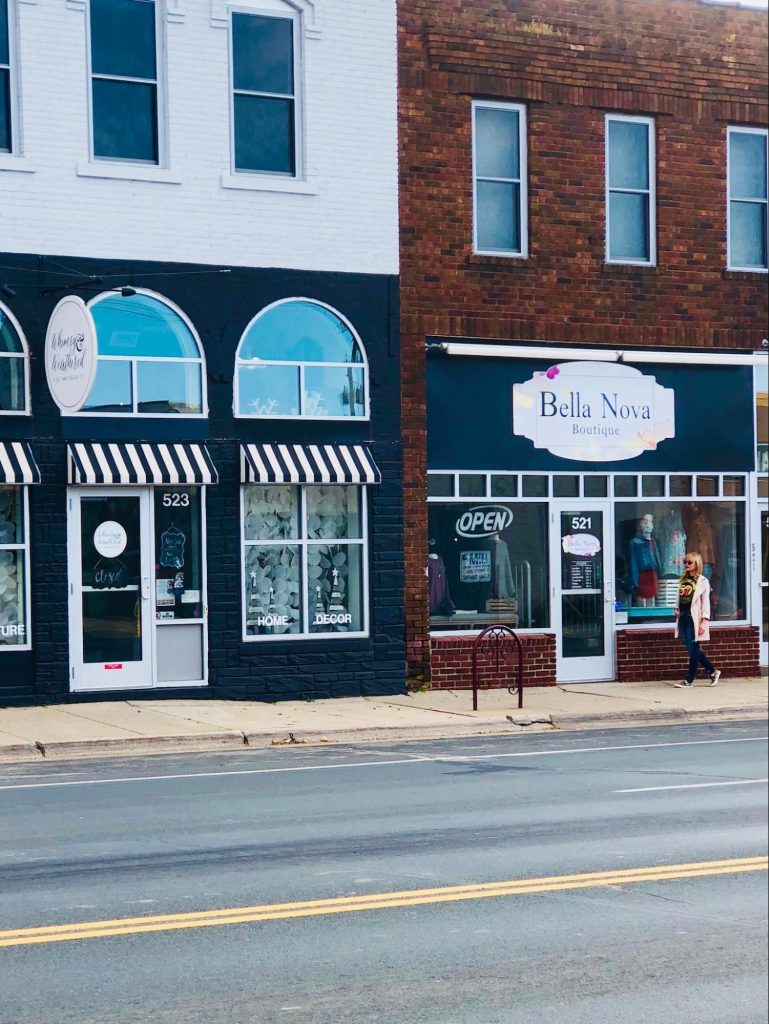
[491,537,516,600]
[656,508,687,578]
[428,555,454,616]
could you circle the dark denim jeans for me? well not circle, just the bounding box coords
[678,612,714,684]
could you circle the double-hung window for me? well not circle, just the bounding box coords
[727,127,768,272]
[472,101,528,257]
[606,115,655,265]
[231,11,298,176]
[1,0,13,153]
[89,0,160,163]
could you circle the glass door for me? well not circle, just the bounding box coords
[68,489,153,691]
[551,502,614,682]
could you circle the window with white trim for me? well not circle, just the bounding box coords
[242,484,367,639]
[606,115,655,265]
[80,291,205,416]
[0,486,29,648]
[89,0,161,163]
[0,0,13,153]
[0,302,28,414]
[231,9,299,176]
[472,101,528,257]
[727,127,768,272]
[235,299,368,419]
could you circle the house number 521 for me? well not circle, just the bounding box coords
[162,493,190,508]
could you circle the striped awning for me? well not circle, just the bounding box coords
[241,443,381,485]
[0,442,41,485]
[68,443,218,485]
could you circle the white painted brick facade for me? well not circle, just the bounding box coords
[0,0,399,274]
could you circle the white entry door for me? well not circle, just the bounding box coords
[551,501,614,682]
[68,489,153,691]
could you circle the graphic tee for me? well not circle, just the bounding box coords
[678,574,697,613]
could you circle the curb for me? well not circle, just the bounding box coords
[0,705,765,762]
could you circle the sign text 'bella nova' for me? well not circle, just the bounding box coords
[512,361,675,462]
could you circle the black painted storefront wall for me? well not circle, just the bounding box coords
[0,252,404,705]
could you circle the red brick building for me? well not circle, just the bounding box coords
[398,0,769,688]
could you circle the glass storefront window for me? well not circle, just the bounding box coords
[584,476,608,498]
[243,484,366,638]
[153,488,204,622]
[0,486,28,647]
[553,475,579,498]
[459,474,485,497]
[757,363,768,473]
[615,500,746,624]
[427,502,549,630]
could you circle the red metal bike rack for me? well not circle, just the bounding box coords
[471,625,524,712]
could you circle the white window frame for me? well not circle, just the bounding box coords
[605,113,656,267]
[472,100,528,258]
[0,300,31,416]
[228,3,303,180]
[241,483,370,642]
[77,289,208,419]
[0,485,31,652]
[86,0,166,167]
[234,297,370,421]
[727,126,769,274]
[0,0,18,156]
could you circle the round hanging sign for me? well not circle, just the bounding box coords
[93,521,128,559]
[44,295,98,413]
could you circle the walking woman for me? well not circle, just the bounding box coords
[672,551,721,688]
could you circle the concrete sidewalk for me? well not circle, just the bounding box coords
[0,678,766,762]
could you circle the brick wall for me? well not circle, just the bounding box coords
[616,626,761,683]
[431,634,557,689]
[398,0,769,681]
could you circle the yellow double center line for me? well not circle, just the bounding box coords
[1,856,766,948]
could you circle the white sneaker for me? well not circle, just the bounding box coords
[709,670,721,687]
[673,680,693,688]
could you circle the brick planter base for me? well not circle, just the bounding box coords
[616,626,761,682]
[430,634,557,689]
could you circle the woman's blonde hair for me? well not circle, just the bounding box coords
[681,552,703,580]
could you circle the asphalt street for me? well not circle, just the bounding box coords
[0,721,766,1024]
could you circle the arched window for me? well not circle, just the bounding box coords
[82,291,205,416]
[235,299,368,419]
[0,302,29,415]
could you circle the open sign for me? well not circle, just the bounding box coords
[455,505,514,538]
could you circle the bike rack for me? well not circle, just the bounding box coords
[471,625,524,712]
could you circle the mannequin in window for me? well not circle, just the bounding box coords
[629,513,662,607]
[490,533,515,601]
[656,506,687,578]
[428,541,454,616]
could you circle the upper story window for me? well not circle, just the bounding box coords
[80,291,205,417]
[1,0,13,153]
[605,115,656,265]
[472,101,528,257]
[235,299,368,420]
[0,302,28,415]
[727,127,768,272]
[231,10,299,176]
[89,0,160,164]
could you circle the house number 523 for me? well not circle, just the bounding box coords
[162,493,190,508]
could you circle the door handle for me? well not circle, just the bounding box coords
[141,576,151,601]
[604,581,613,603]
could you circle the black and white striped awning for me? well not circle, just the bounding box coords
[68,443,218,485]
[0,442,41,484]
[241,444,381,485]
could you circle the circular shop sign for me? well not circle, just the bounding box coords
[94,521,127,559]
[44,295,98,413]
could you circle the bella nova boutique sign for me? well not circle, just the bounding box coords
[44,296,98,413]
[512,361,675,462]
